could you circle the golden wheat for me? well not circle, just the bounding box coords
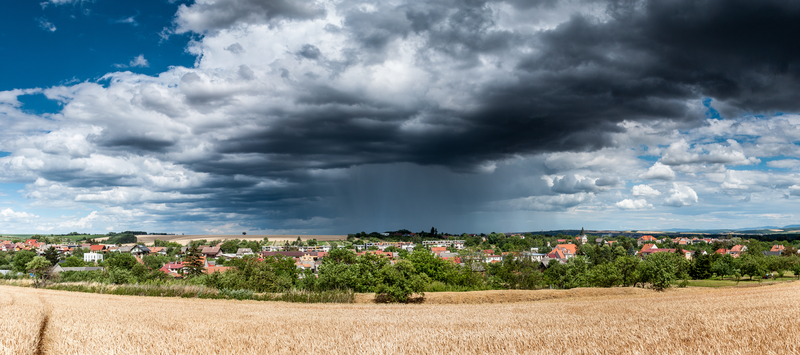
[0,282,798,354]
[0,290,46,355]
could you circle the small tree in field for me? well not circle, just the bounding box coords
[26,256,51,288]
[375,260,430,302]
[641,252,677,291]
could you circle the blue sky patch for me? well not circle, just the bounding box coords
[702,98,722,120]
[0,0,195,91]
[17,93,62,115]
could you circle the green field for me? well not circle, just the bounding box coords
[0,234,100,242]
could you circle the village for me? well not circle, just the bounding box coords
[0,231,795,280]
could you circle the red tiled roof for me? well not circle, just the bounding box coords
[553,244,577,255]
[639,244,656,254]
[89,245,105,252]
[205,266,231,274]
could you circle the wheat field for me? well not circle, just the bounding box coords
[0,282,798,354]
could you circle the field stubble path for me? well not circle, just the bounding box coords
[0,282,798,354]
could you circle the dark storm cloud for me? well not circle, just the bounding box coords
[89,134,175,152]
[16,0,800,233]
[187,0,800,177]
[174,0,326,34]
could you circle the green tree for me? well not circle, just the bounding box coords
[740,254,765,280]
[220,240,240,254]
[26,256,51,288]
[183,245,205,277]
[587,262,622,287]
[71,247,88,260]
[689,253,713,280]
[791,260,800,280]
[375,260,430,302]
[12,250,37,273]
[43,246,60,266]
[711,255,735,280]
[544,260,569,289]
[614,255,640,287]
[142,255,169,270]
[62,256,85,267]
[640,252,678,291]
[107,253,137,271]
[109,268,134,284]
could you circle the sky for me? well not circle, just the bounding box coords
[1,0,800,235]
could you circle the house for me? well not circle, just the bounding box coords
[83,252,104,263]
[547,248,568,261]
[89,244,105,253]
[201,247,222,258]
[551,244,577,259]
[159,262,184,277]
[236,248,254,257]
[764,245,785,257]
[421,240,465,249]
[439,252,461,263]
[259,251,306,258]
[638,235,657,246]
[484,255,503,263]
[521,252,548,262]
[117,246,133,253]
[715,248,729,255]
[131,245,150,256]
[639,244,657,255]
[149,247,166,255]
[547,244,577,261]
[430,247,447,256]
[729,245,747,257]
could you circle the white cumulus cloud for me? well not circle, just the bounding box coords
[640,162,676,180]
[631,184,661,197]
[0,208,38,219]
[615,198,653,210]
[115,54,150,68]
[37,18,57,32]
[663,183,698,207]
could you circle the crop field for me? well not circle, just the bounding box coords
[131,234,347,245]
[0,282,798,354]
